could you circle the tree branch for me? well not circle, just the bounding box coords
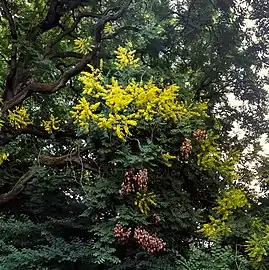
[39,147,99,172]
[94,0,132,43]
[48,51,84,60]
[2,44,101,111]
[0,0,18,100]
[16,124,76,138]
[102,26,139,40]
[0,124,85,146]
[50,11,102,47]
[1,1,132,110]
[0,166,38,206]
[29,0,88,40]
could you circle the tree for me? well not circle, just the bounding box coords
[0,0,268,269]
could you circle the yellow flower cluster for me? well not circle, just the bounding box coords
[214,189,250,219]
[201,216,231,240]
[71,97,100,132]
[114,43,140,69]
[79,65,105,95]
[162,153,176,159]
[42,114,60,134]
[71,64,208,140]
[162,152,177,167]
[0,152,9,166]
[0,118,3,129]
[104,78,134,112]
[246,224,269,263]
[243,218,269,263]
[74,37,93,54]
[8,106,31,129]
[197,131,239,180]
[200,188,249,240]
[104,22,114,35]
[133,81,180,121]
[97,114,137,140]
[134,191,157,215]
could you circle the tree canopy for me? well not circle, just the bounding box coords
[0,0,269,269]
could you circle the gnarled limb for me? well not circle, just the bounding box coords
[0,124,84,146]
[50,11,102,48]
[39,147,99,172]
[29,0,88,40]
[39,146,89,166]
[48,51,84,60]
[2,44,100,111]
[94,0,132,43]
[1,0,133,113]
[0,166,38,206]
[102,26,139,40]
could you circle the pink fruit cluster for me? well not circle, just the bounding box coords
[180,138,192,158]
[120,168,148,195]
[119,169,135,195]
[193,129,207,141]
[134,227,166,253]
[113,223,131,242]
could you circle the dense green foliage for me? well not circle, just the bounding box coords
[0,0,269,269]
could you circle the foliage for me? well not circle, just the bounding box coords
[176,244,251,270]
[0,0,268,269]
[8,106,32,129]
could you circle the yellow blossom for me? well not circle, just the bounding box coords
[42,114,60,134]
[8,106,31,129]
[97,113,137,140]
[162,153,177,159]
[0,119,3,129]
[71,97,100,132]
[134,191,157,215]
[157,84,180,121]
[0,111,4,130]
[72,63,209,140]
[74,37,93,54]
[104,78,133,112]
[114,44,140,69]
[78,65,105,95]
[104,22,114,35]
[162,152,177,167]
[200,216,231,240]
[0,152,9,166]
[200,188,249,241]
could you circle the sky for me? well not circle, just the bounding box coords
[228,68,269,156]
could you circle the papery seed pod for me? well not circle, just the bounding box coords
[193,129,207,141]
[134,227,166,253]
[180,138,192,158]
[133,168,148,191]
[119,181,132,195]
[113,223,131,242]
[120,168,148,195]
